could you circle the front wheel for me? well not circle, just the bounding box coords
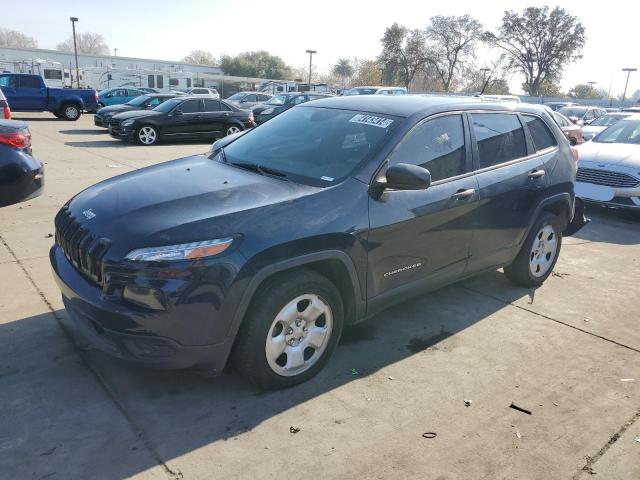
[61,103,81,121]
[225,124,242,136]
[504,212,562,287]
[136,125,159,145]
[232,269,344,390]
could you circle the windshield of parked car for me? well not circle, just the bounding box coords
[589,114,629,127]
[593,120,640,144]
[216,107,399,186]
[153,98,182,112]
[126,95,151,106]
[265,95,290,106]
[558,107,587,117]
[343,88,379,96]
[227,93,246,101]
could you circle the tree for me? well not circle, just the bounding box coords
[350,58,382,87]
[537,78,563,97]
[0,28,37,48]
[332,58,354,86]
[567,83,602,99]
[56,32,109,55]
[483,7,586,96]
[182,49,215,65]
[378,23,427,89]
[219,51,292,79]
[425,15,483,92]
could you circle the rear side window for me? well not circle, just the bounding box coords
[471,113,527,168]
[245,94,257,102]
[389,114,467,182]
[523,115,557,151]
[203,99,221,111]
[19,76,41,88]
[180,99,200,113]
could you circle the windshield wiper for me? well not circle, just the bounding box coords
[230,161,289,180]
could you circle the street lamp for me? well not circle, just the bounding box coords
[480,67,491,95]
[587,81,596,88]
[622,68,638,102]
[305,49,316,92]
[69,17,80,88]
[114,48,118,56]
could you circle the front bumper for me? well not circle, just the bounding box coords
[50,245,237,372]
[94,115,107,127]
[109,124,135,141]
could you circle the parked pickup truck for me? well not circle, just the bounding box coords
[0,73,98,121]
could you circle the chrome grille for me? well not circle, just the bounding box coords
[55,207,111,285]
[576,167,639,188]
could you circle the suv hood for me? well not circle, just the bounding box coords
[65,155,319,256]
[577,141,640,167]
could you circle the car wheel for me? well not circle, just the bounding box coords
[225,124,242,136]
[136,125,158,145]
[61,103,81,121]
[569,137,577,146]
[232,269,344,390]
[504,212,562,287]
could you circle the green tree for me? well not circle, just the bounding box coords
[351,58,382,87]
[0,28,37,48]
[56,32,109,55]
[182,50,215,65]
[332,58,354,86]
[425,15,483,92]
[483,7,586,96]
[378,23,427,88]
[568,84,603,99]
[219,51,293,79]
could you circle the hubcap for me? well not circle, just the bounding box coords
[265,294,332,377]
[65,106,79,118]
[529,224,558,277]
[227,126,240,135]
[138,127,157,144]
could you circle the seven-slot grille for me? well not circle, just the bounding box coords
[55,207,111,285]
[576,167,640,188]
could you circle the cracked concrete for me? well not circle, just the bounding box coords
[1,113,638,479]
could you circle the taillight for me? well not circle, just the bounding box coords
[2,104,10,119]
[571,147,579,162]
[248,111,254,123]
[95,91,99,102]
[0,130,31,149]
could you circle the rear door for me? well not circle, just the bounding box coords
[199,99,226,137]
[467,112,550,272]
[367,113,478,300]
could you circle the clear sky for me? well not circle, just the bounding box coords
[5,0,639,97]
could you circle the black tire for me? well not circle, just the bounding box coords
[60,103,81,121]
[135,125,159,145]
[232,269,344,390]
[569,138,577,146]
[504,212,563,287]
[225,124,243,136]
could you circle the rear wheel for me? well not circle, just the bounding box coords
[225,124,242,136]
[61,103,81,121]
[136,125,159,145]
[232,269,344,390]
[504,212,562,287]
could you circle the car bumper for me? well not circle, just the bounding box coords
[50,245,237,372]
[109,124,135,141]
[0,148,44,207]
[94,116,106,127]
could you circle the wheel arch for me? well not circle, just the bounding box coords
[522,193,572,245]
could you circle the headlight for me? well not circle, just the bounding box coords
[122,119,135,127]
[261,108,274,115]
[125,237,234,262]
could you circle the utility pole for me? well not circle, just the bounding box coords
[70,17,80,88]
[621,68,637,102]
[306,49,316,93]
[479,68,491,95]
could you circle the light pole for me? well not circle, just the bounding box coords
[305,49,316,92]
[114,48,118,56]
[69,17,80,88]
[621,68,637,102]
[480,67,491,95]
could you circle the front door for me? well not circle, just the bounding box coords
[367,113,478,301]
[16,75,47,110]
[164,98,202,137]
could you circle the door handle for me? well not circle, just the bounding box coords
[528,169,546,179]
[223,112,230,116]
[451,188,475,200]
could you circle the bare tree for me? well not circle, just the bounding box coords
[425,15,483,92]
[0,28,38,48]
[56,32,109,55]
[483,7,586,96]
[182,49,216,65]
[378,23,427,89]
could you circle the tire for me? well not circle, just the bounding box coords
[569,138,577,146]
[225,124,242,136]
[60,103,81,121]
[135,125,159,145]
[97,103,105,109]
[232,269,344,390]
[504,212,563,287]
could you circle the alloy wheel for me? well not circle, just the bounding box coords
[138,126,157,145]
[226,126,241,136]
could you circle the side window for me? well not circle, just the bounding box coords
[292,95,307,105]
[553,112,569,127]
[523,115,557,151]
[471,113,527,168]
[180,99,200,113]
[19,76,41,89]
[0,75,14,87]
[203,99,221,111]
[388,114,467,182]
[258,94,270,101]
[148,98,161,107]
[115,89,126,97]
[244,94,257,103]
[127,89,141,97]
[220,102,232,111]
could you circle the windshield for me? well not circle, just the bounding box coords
[227,93,245,101]
[153,98,182,112]
[126,95,151,106]
[344,88,379,96]
[217,107,399,186]
[589,114,628,127]
[265,95,290,106]
[558,107,587,118]
[593,120,640,144]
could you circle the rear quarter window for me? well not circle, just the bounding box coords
[523,115,558,151]
[471,113,527,168]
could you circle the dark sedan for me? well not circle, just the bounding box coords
[109,96,255,145]
[0,120,43,207]
[252,92,333,124]
[94,94,178,128]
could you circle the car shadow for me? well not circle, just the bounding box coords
[571,205,640,245]
[9,116,63,122]
[59,129,107,135]
[64,140,128,148]
[1,273,539,478]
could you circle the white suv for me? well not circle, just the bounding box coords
[184,88,220,99]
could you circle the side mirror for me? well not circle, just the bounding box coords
[383,163,431,190]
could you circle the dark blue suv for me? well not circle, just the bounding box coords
[50,96,587,389]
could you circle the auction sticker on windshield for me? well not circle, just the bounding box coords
[349,114,394,129]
